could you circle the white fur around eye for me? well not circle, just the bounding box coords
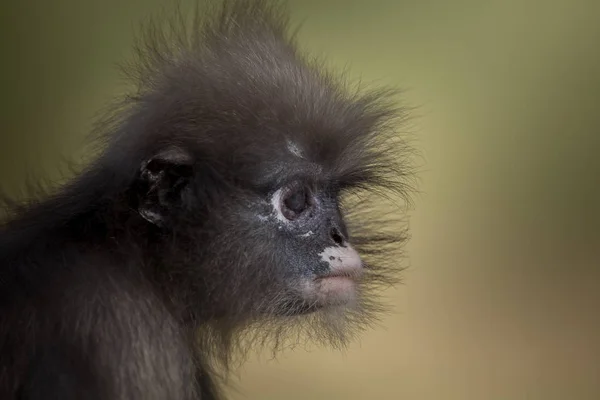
[270,188,290,223]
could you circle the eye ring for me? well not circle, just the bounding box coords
[280,184,314,221]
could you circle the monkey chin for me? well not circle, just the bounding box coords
[314,276,359,306]
[298,273,363,312]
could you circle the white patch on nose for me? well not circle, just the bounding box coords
[299,231,314,238]
[318,243,363,275]
[287,140,304,158]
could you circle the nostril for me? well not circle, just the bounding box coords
[329,227,344,245]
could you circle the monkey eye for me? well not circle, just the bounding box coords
[281,185,312,220]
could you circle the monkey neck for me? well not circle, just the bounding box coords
[0,160,210,326]
[1,164,147,282]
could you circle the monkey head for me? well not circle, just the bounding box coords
[104,1,413,345]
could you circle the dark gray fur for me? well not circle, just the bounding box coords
[0,1,415,398]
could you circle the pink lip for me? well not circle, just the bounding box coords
[315,265,364,281]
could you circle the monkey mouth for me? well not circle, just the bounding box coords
[314,267,364,281]
[308,269,363,307]
[308,244,365,306]
[316,272,361,287]
[314,270,362,293]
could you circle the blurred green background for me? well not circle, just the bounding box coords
[1,0,600,399]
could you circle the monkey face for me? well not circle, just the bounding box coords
[199,161,368,317]
[264,179,364,311]
[133,135,374,318]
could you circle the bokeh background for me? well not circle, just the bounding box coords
[1,0,600,399]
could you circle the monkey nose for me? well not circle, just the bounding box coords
[317,243,363,279]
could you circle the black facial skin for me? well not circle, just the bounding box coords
[0,1,415,399]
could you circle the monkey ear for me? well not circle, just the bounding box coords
[137,146,194,227]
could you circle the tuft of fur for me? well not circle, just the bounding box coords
[0,1,417,398]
